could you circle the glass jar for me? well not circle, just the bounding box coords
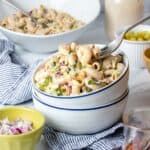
[123,108,150,150]
[104,0,144,40]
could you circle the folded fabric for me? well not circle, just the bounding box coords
[43,123,124,150]
[0,39,38,104]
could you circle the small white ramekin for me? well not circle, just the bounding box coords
[116,25,150,68]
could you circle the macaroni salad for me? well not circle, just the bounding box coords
[34,43,125,96]
[0,5,84,35]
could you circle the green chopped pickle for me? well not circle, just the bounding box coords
[69,49,74,54]
[100,82,107,87]
[38,84,45,91]
[52,61,56,66]
[37,76,52,91]
[88,79,95,85]
[55,87,66,95]
[43,76,52,86]
[77,62,82,69]
[51,65,59,73]
[61,88,66,93]
[71,25,77,30]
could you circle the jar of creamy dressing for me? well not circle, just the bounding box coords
[104,0,144,40]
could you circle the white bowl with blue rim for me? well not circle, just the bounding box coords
[33,89,129,134]
[0,0,100,53]
[32,44,129,109]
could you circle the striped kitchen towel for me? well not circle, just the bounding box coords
[0,39,38,104]
[43,123,124,150]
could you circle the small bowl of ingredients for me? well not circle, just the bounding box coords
[116,25,150,68]
[143,48,150,73]
[0,107,45,150]
[0,118,33,135]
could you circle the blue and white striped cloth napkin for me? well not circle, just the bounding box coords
[43,123,124,150]
[0,39,38,104]
[0,37,124,150]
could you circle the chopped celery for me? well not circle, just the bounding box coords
[88,79,95,85]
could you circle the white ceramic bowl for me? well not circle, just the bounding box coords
[32,44,129,109]
[116,25,150,68]
[0,0,100,53]
[33,89,129,134]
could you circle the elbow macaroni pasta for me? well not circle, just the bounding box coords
[34,43,125,96]
[0,5,84,35]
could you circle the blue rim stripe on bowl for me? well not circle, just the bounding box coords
[33,63,129,99]
[33,89,129,111]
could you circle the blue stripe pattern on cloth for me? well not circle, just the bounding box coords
[43,123,124,150]
[0,39,38,104]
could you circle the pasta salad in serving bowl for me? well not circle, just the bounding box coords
[32,43,129,109]
[0,0,100,53]
[0,5,84,35]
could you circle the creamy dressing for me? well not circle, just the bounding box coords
[104,0,144,40]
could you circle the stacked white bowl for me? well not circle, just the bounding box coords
[32,49,129,134]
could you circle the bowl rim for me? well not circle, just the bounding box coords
[32,44,129,99]
[115,24,150,44]
[33,89,129,111]
[0,0,100,38]
[143,48,150,62]
[0,106,45,138]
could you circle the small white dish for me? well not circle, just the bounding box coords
[116,25,150,68]
[32,44,129,109]
[33,89,129,134]
[0,0,100,53]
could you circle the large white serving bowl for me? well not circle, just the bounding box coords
[33,89,129,134]
[32,44,129,109]
[116,25,150,68]
[0,0,100,53]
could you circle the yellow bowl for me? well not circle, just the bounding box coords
[143,48,150,73]
[0,107,45,150]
